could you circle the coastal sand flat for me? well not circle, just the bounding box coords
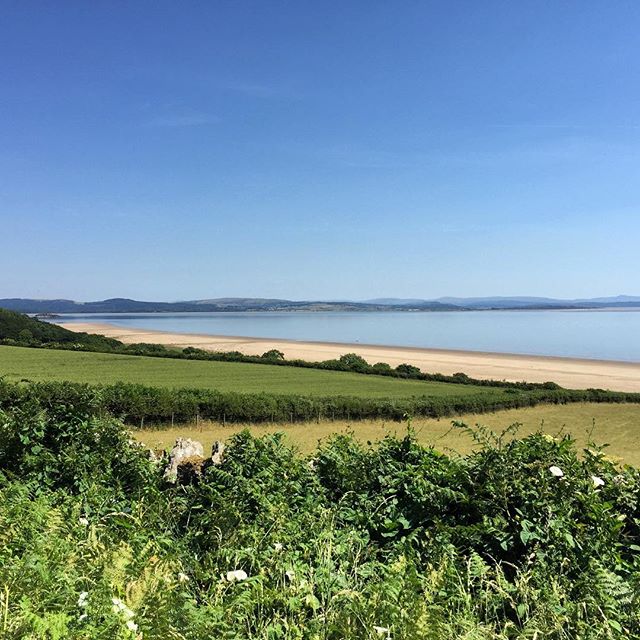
[60,322,640,392]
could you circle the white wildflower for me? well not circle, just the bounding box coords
[549,466,564,478]
[178,572,189,583]
[78,613,88,623]
[374,626,390,636]
[77,591,89,607]
[591,475,605,488]
[79,517,89,527]
[285,569,295,581]
[111,597,134,619]
[126,620,138,633]
[274,543,284,552]
[226,569,248,582]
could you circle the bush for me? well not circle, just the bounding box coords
[1,378,639,429]
[1,396,639,638]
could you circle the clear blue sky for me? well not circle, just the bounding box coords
[2,1,639,301]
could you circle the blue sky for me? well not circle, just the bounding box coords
[2,1,639,301]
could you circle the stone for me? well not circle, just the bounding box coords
[211,440,225,466]
[163,438,204,483]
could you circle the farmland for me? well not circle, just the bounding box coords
[136,401,640,463]
[0,344,507,399]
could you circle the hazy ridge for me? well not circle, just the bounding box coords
[1,295,640,314]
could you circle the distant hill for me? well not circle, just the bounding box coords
[435,296,640,309]
[0,308,122,349]
[367,296,640,310]
[1,295,639,314]
[0,297,460,314]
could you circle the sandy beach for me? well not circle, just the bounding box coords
[57,321,640,392]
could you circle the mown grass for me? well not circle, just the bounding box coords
[136,402,640,464]
[0,344,504,399]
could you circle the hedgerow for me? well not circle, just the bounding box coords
[1,378,639,427]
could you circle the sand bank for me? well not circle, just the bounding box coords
[59,322,640,392]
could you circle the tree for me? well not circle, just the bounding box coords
[396,363,421,378]
[338,353,370,373]
[17,329,33,344]
[262,349,285,361]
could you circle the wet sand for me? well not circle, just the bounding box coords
[59,322,640,392]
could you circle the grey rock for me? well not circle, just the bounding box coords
[163,438,205,483]
[211,440,226,466]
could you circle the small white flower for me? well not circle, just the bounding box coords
[77,591,88,607]
[592,475,605,488]
[126,620,138,632]
[226,569,248,582]
[78,613,88,623]
[79,517,89,527]
[111,598,134,619]
[285,569,295,581]
[549,466,564,478]
[274,543,284,552]
[374,626,390,636]
[177,572,189,583]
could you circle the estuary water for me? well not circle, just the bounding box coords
[57,310,640,362]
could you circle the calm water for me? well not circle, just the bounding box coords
[57,310,640,362]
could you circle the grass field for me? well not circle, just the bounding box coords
[0,344,503,398]
[136,402,640,465]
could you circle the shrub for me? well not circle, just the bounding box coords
[1,397,639,638]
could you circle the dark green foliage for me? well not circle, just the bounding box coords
[0,308,121,351]
[1,395,640,637]
[396,363,421,377]
[261,349,285,360]
[1,378,639,428]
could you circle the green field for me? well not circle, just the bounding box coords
[0,344,503,399]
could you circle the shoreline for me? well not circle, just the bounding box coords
[58,321,640,392]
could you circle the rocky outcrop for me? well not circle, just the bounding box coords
[162,438,226,484]
[163,438,204,483]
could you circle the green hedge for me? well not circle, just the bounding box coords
[1,379,638,427]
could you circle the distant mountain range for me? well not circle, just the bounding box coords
[368,295,640,310]
[1,295,640,314]
[0,297,458,314]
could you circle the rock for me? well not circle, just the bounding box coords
[211,440,225,466]
[163,438,204,483]
[176,455,207,484]
[148,448,168,464]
